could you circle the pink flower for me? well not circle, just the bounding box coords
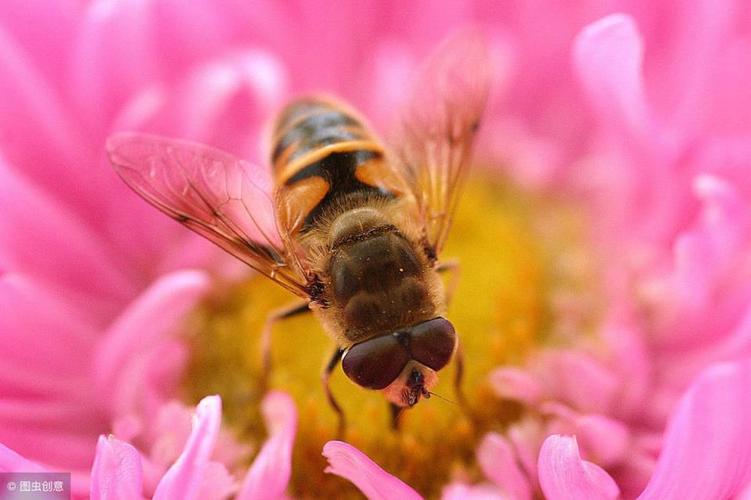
[1,391,296,499]
[324,359,751,499]
[3,1,751,499]
[0,0,293,495]
[325,7,751,500]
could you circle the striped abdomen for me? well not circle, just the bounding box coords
[271,98,405,234]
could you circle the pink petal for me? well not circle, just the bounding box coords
[441,482,504,500]
[196,461,237,500]
[0,426,99,472]
[0,0,79,87]
[599,317,651,418]
[694,136,751,197]
[537,351,619,414]
[652,175,751,358]
[151,0,228,74]
[538,435,619,500]
[0,23,147,248]
[1,440,95,500]
[237,391,297,500]
[152,395,223,500]
[0,442,46,472]
[573,13,651,143]
[0,272,97,380]
[322,441,422,500]
[693,174,749,252]
[670,175,747,313]
[659,0,737,134]
[94,269,211,411]
[574,414,630,467]
[109,340,190,443]
[90,436,145,500]
[0,27,92,197]
[507,418,545,485]
[120,49,287,162]
[0,398,103,431]
[0,159,134,303]
[477,432,531,500]
[148,401,194,468]
[70,0,158,135]
[737,481,751,500]
[638,360,751,500]
[487,367,543,405]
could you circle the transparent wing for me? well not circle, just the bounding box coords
[394,30,490,257]
[107,132,310,298]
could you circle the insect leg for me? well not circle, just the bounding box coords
[389,403,404,431]
[260,301,311,391]
[436,259,461,306]
[453,338,468,409]
[321,347,347,438]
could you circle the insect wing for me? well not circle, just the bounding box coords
[395,30,490,256]
[107,133,309,297]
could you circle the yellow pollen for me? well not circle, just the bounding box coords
[183,171,600,498]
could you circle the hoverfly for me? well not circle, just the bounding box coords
[107,32,489,429]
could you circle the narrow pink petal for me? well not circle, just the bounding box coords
[150,49,287,161]
[441,482,504,500]
[487,367,543,405]
[693,174,749,251]
[0,0,79,86]
[2,271,101,340]
[152,395,222,500]
[108,340,189,436]
[0,24,141,245]
[70,0,158,134]
[0,442,46,472]
[237,391,297,500]
[684,298,751,371]
[148,401,194,467]
[669,175,749,320]
[196,461,237,500]
[94,270,211,406]
[537,351,618,414]
[0,26,92,188]
[323,441,422,500]
[151,0,227,73]
[0,357,88,401]
[574,414,630,467]
[0,428,99,473]
[2,448,89,495]
[477,432,531,500]
[508,418,545,485]
[599,317,650,418]
[638,360,751,500]
[662,0,737,133]
[694,136,751,197]
[0,399,103,430]
[573,14,651,142]
[90,436,144,500]
[0,159,135,302]
[538,435,619,500]
[0,272,98,378]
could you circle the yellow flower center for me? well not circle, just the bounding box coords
[183,171,600,498]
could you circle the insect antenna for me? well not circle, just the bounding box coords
[426,390,458,406]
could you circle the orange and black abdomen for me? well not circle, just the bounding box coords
[271,98,406,234]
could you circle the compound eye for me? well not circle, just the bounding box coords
[409,317,456,371]
[342,335,410,390]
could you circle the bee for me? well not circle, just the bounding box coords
[107,32,489,429]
